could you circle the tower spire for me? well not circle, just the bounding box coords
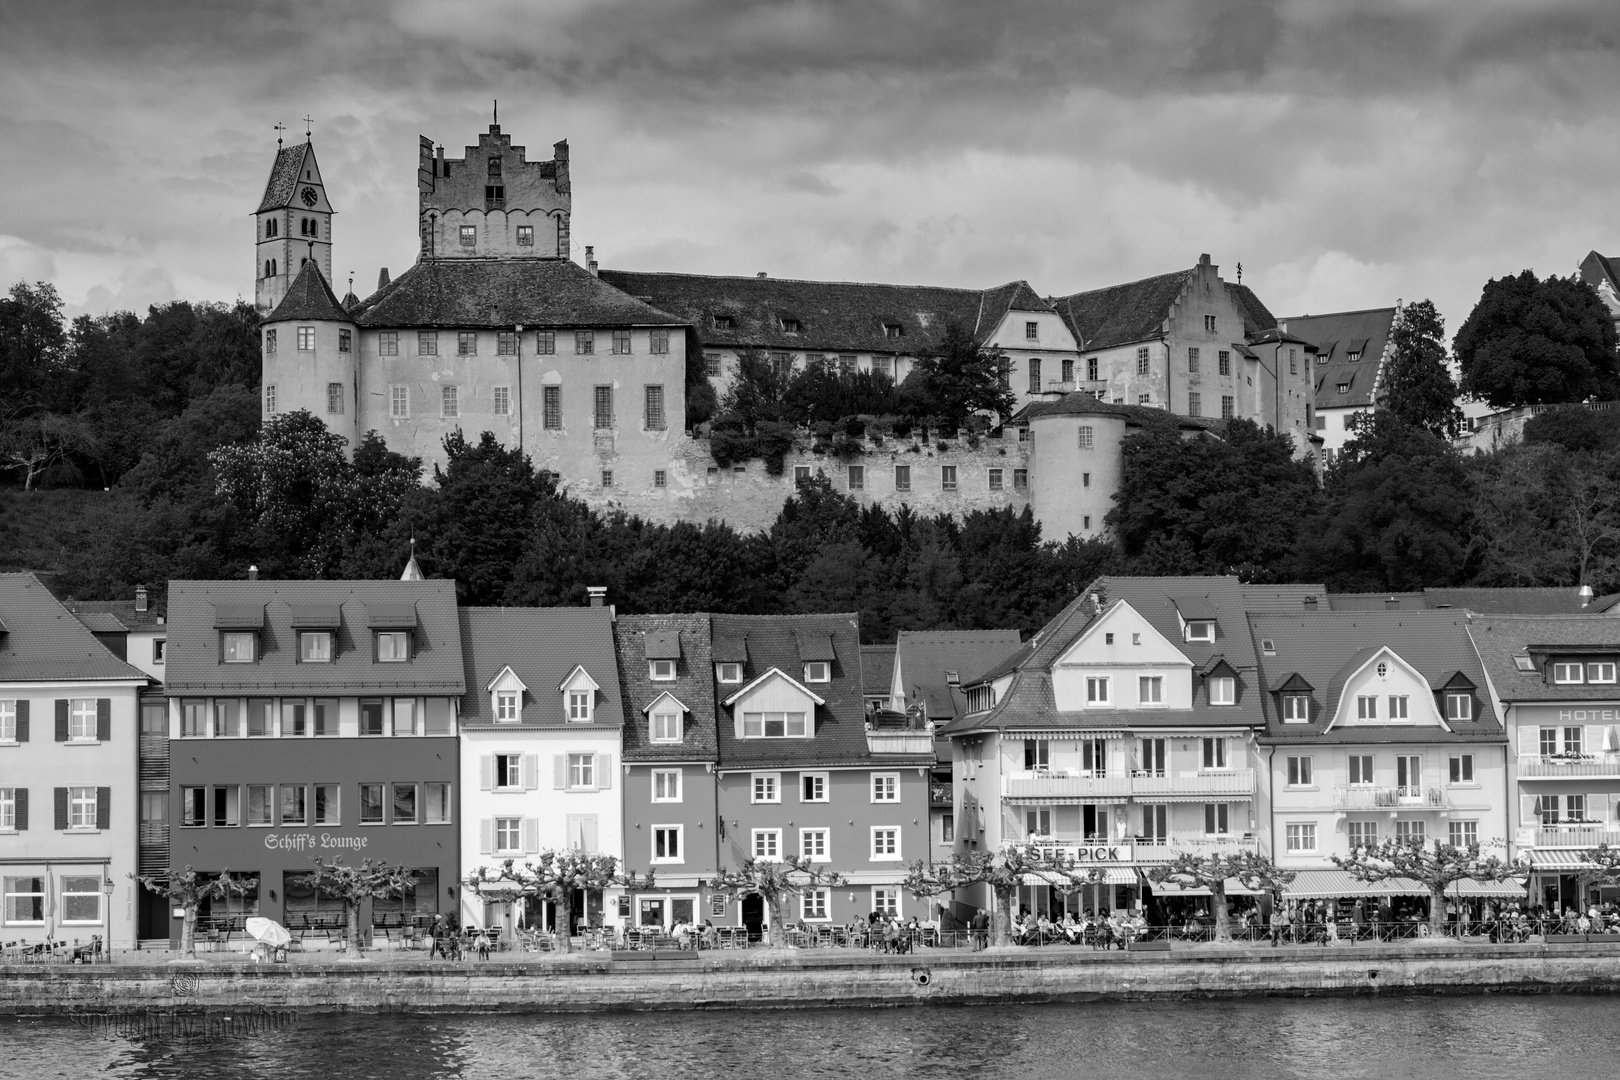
[400,536,424,581]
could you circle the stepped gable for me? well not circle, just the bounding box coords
[0,572,149,683]
[266,259,352,324]
[597,269,1043,353]
[1276,306,1396,410]
[1249,609,1501,745]
[349,258,682,330]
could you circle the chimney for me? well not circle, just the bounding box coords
[585,246,598,277]
[1385,596,1400,609]
[587,586,607,607]
[1303,595,1318,610]
[436,145,444,176]
[1199,253,1211,266]
[378,268,390,290]
[134,584,148,613]
[757,271,767,278]
[247,565,259,582]
[1581,584,1595,608]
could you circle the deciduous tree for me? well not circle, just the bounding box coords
[132,865,251,959]
[293,857,419,954]
[708,856,845,949]
[899,321,1015,428]
[903,845,1105,948]
[1144,851,1295,943]
[467,852,652,955]
[1454,270,1619,409]
[1333,838,1522,935]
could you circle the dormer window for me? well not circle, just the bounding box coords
[1589,663,1617,684]
[298,631,332,663]
[717,663,742,684]
[222,632,256,663]
[568,691,592,721]
[882,322,904,338]
[713,315,734,330]
[1208,676,1235,706]
[1185,621,1214,643]
[780,318,801,334]
[1553,662,1584,684]
[650,660,676,682]
[1514,656,1536,672]
[650,709,681,743]
[1282,694,1309,722]
[1445,693,1473,721]
[804,662,830,684]
[376,631,410,662]
[743,712,808,738]
[495,692,519,722]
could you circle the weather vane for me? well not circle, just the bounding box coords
[302,114,313,139]
[274,121,286,147]
[1236,261,1243,285]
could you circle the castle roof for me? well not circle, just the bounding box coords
[266,260,353,324]
[348,258,682,330]
[1277,306,1397,412]
[1009,394,1226,433]
[1051,268,1278,352]
[596,269,1051,354]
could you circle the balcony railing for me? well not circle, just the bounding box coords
[1519,754,1620,779]
[865,730,935,756]
[1522,825,1620,849]
[1332,786,1448,810]
[1003,769,1255,800]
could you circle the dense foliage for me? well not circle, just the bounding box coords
[1379,300,1464,439]
[1454,270,1619,409]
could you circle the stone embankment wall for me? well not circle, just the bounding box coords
[8,945,1620,1015]
[583,433,1033,532]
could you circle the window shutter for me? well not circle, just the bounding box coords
[96,786,110,830]
[1589,726,1606,756]
[55,700,69,741]
[96,699,111,742]
[14,788,26,830]
[523,754,540,791]
[597,753,612,790]
[480,819,493,855]
[1517,726,1539,758]
[15,700,27,742]
[522,817,539,854]
[554,755,567,790]
[1520,794,1538,827]
[582,815,599,854]
[1591,793,1611,824]
[479,755,494,792]
[54,787,68,830]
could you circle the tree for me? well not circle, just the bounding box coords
[132,865,250,959]
[292,856,419,954]
[0,281,68,412]
[1470,444,1620,593]
[708,856,845,949]
[0,409,91,489]
[466,851,651,955]
[1523,404,1620,454]
[718,348,795,428]
[1109,419,1320,577]
[903,845,1104,949]
[1454,270,1619,409]
[1333,838,1523,935]
[1144,852,1295,943]
[1379,299,1464,439]
[899,321,1015,428]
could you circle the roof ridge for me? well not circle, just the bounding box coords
[1278,306,1398,321]
[600,268,997,295]
[1053,266,1193,302]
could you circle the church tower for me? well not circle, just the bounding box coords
[254,136,335,312]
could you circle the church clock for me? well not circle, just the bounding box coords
[300,186,318,207]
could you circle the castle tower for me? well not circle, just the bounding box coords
[259,260,358,447]
[254,138,335,313]
[416,123,571,261]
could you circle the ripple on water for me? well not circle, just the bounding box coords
[3,995,1607,1079]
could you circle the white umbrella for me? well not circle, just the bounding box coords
[245,917,292,947]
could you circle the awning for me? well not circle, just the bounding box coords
[1526,850,1596,870]
[1151,877,1265,897]
[1018,868,1137,888]
[1283,869,1424,899]
[1444,879,1527,899]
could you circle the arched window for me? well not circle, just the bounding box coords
[271,259,277,276]
[264,260,271,278]
[301,257,308,268]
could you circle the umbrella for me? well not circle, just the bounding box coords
[245,917,292,947]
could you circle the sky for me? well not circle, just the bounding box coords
[1,0,1617,342]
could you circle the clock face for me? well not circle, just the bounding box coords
[300,186,318,207]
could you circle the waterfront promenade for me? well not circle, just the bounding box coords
[7,938,1620,1014]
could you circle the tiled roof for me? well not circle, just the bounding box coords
[1249,610,1501,745]
[1327,592,1429,612]
[946,576,1270,735]
[1053,270,1188,351]
[711,613,930,768]
[1278,307,1395,411]
[164,580,464,695]
[1226,283,1280,339]
[72,611,127,634]
[459,606,623,729]
[348,259,683,330]
[256,143,308,213]
[1240,584,1330,613]
[597,269,1048,353]
[860,645,895,699]
[62,599,165,630]
[1470,615,1620,703]
[1010,394,1226,433]
[894,630,1023,722]
[1327,588,1611,615]
[0,573,149,683]
[266,260,353,324]
[614,614,718,762]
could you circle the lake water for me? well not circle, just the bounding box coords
[3,994,1604,1078]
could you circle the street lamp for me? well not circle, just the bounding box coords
[102,878,116,963]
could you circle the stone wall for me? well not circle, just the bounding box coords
[9,945,1620,1014]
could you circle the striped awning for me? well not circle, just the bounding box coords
[1445,879,1527,898]
[1020,868,1137,887]
[1150,877,1265,897]
[1283,869,1527,900]
[1526,850,1596,870]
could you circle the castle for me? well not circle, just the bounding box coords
[257,122,1322,539]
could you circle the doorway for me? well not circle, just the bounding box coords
[741,894,765,941]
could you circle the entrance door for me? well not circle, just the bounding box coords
[741,894,765,941]
[1397,756,1421,799]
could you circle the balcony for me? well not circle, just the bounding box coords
[1522,825,1620,850]
[865,729,935,756]
[1332,786,1449,810]
[1519,754,1620,779]
[1003,769,1255,801]
[1132,835,1258,863]
[929,782,953,808]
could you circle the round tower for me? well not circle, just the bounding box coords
[1027,399,1128,542]
[260,259,359,449]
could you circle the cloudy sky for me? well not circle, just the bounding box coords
[2,0,1616,339]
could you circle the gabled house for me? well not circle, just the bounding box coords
[0,573,151,954]
[1470,615,1620,912]
[1577,251,1620,336]
[712,613,933,935]
[1276,306,1397,460]
[458,602,624,935]
[943,577,1324,921]
[1251,611,1511,901]
[614,613,721,933]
